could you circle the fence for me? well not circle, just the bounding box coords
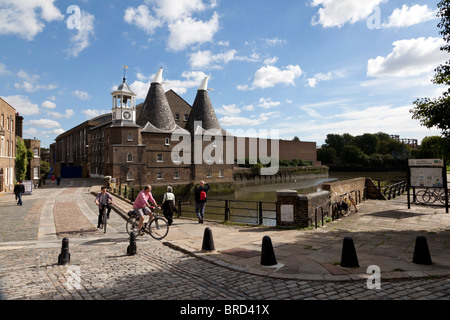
[177,199,278,226]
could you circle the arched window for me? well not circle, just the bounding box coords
[127,172,134,181]
[127,154,133,162]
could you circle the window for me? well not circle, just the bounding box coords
[127,133,133,142]
[127,154,133,162]
[172,154,180,164]
[157,171,163,180]
[174,170,179,180]
[165,137,170,146]
[127,172,134,181]
[175,113,180,121]
[33,148,39,158]
[219,169,224,178]
[206,170,212,178]
[184,114,188,121]
[157,154,163,162]
[33,167,39,179]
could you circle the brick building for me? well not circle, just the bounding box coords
[52,67,318,188]
[23,138,41,186]
[0,98,18,192]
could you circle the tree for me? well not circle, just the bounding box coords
[410,0,450,137]
[15,137,32,182]
[354,133,379,156]
[317,147,337,164]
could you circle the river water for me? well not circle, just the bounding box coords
[227,171,407,203]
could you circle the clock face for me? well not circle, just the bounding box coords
[123,111,131,119]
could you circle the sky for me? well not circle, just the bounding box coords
[0,0,447,149]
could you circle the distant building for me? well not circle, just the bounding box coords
[24,138,41,186]
[390,135,418,150]
[51,67,318,187]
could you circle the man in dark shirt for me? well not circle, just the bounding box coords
[194,181,210,223]
[14,181,25,206]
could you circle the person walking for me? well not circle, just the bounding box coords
[95,186,114,228]
[133,185,159,235]
[195,181,210,223]
[14,181,25,206]
[162,186,176,226]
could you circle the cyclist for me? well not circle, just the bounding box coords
[133,185,160,235]
[95,186,114,228]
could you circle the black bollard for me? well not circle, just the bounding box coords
[201,227,215,252]
[260,236,277,266]
[413,236,432,265]
[127,232,137,256]
[58,237,70,265]
[340,237,359,268]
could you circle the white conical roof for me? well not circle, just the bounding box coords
[152,67,163,84]
[198,76,208,91]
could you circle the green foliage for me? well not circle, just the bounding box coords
[410,1,450,137]
[318,132,410,167]
[15,137,29,182]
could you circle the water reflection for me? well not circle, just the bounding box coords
[212,171,407,202]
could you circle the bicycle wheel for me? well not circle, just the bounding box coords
[422,190,437,204]
[148,217,169,240]
[126,216,140,235]
[415,190,426,203]
[439,189,446,205]
[103,209,107,234]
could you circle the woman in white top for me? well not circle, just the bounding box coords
[162,186,176,226]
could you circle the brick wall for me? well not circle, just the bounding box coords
[322,177,366,204]
[276,190,330,228]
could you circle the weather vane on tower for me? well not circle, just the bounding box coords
[122,65,128,82]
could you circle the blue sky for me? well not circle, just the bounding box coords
[0,0,447,148]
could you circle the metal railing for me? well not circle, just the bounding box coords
[177,199,277,226]
[380,180,407,200]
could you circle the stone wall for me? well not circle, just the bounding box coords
[276,190,330,228]
[322,177,366,204]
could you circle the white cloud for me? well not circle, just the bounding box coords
[28,119,61,128]
[310,0,385,28]
[167,12,219,51]
[189,49,259,69]
[124,1,220,52]
[0,63,10,75]
[14,70,58,92]
[72,90,91,100]
[367,37,448,78]
[258,97,280,109]
[150,0,216,22]
[215,104,241,116]
[82,109,111,119]
[0,95,39,115]
[382,5,437,28]
[47,109,74,119]
[238,65,302,90]
[124,5,162,34]
[67,10,95,58]
[41,100,56,109]
[130,70,208,99]
[306,69,346,88]
[0,0,64,40]
[262,37,286,46]
[218,112,280,127]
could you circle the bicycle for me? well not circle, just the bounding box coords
[126,207,169,240]
[100,204,108,234]
[418,187,447,205]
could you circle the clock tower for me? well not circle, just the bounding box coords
[111,68,137,126]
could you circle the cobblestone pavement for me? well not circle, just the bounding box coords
[0,179,449,309]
